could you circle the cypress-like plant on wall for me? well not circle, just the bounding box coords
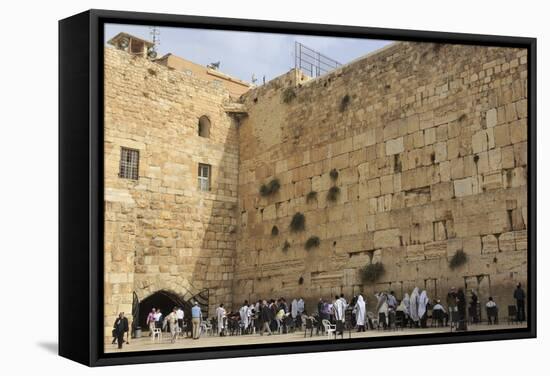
[290,212,305,232]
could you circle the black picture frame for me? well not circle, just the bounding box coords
[59,9,537,367]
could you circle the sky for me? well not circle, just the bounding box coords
[105,23,392,84]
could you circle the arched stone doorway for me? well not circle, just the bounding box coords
[138,290,186,329]
[137,289,210,330]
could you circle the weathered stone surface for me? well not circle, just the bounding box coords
[103,41,528,343]
[486,108,498,128]
[386,137,404,155]
[374,229,401,248]
[454,177,473,197]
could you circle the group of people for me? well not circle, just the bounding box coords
[215,297,306,336]
[111,283,527,349]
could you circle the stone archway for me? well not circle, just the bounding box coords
[134,278,210,330]
[137,289,187,329]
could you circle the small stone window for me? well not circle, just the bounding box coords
[198,163,211,191]
[198,115,211,138]
[119,147,139,180]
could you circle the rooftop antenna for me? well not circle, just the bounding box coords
[149,26,160,48]
[148,26,160,59]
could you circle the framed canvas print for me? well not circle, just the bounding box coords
[59,9,536,366]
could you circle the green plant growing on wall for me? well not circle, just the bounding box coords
[360,262,385,283]
[327,186,341,202]
[306,191,318,203]
[259,178,281,197]
[329,168,339,181]
[305,236,320,250]
[290,212,305,232]
[271,225,279,236]
[282,87,296,103]
[282,240,291,252]
[339,94,351,112]
[449,250,468,269]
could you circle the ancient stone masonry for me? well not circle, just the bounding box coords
[104,40,528,342]
[234,42,528,313]
[104,47,239,341]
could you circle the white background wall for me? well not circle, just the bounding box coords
[0,0,546,374]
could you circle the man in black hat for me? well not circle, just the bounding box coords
[113,312,129,349]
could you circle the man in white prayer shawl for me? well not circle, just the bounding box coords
[402,293,411,316]
[374,292,389,327]
[418,290,429,328]
[409,287,420,326]
[291,298,298,319]
[333,295,346,323]
[216,303,226,336]
[239,300,250,334]
[353,295,367,332]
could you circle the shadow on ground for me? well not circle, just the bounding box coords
[37,342,58,354]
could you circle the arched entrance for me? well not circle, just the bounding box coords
[138,290,186,329]
[137,289,210,330]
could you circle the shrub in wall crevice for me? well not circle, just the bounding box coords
[360,262,385,283]
[305,236,320,250]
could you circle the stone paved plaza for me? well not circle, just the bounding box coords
[105,323,527,353]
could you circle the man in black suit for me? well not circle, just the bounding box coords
[113,312,129,349]
[514,283,526,322]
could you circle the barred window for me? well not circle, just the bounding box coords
[198,163,211,191]
[119,147,139,180]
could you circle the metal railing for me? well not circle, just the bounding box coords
[295,41,342,78]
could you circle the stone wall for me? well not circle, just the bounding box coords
[104,47,239,341]
[234,42,528,313]
[103,40,529,343]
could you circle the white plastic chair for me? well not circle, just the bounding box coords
[367,311,378,329]
[322,319,336,339]
[152,328,162,342]
[201,321,213,336]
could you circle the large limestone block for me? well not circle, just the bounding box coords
[374,228,401,248]
[482,171,503,191]
[510,119,528,144]
[431,182,454,201]
[463,236,482,255]
[424,241,447,259]
[453,177,473,197]
[515,230,527,251]
[386,137,404,155]
[513,141,527,167]
[498,232,516,252]
[482,234,499,254]
[486,108,498,128]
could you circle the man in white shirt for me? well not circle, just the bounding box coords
[432,299,447,326]
[153,309,162,329]
[176,306,184,333]
[486,296,498,324]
